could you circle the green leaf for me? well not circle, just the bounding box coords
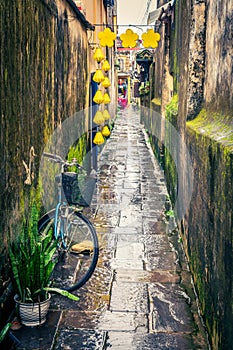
[44,247,57,266]
[43,287,79,301]
[0,323,12,343]
[166,209,175,217]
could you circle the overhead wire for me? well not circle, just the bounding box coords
[135,3,146,24]
[141,0,153,23]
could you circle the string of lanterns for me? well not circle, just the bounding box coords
[97,27,161,49]
[92,45,112,145]
[92,27,160,145]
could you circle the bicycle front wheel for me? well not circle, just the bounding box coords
[38,208,99,292]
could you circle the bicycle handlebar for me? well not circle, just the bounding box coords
[43,152,83,169]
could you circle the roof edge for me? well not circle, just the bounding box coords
[147,0,175,24]
[66,0,95,30]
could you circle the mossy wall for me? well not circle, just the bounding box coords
[0,0,90,323]
[141,0,233,348]
[164,95,178,205]
[186,111,233,349]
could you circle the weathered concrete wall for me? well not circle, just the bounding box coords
[186,112,233,350]
[141,0,233,348]
[186,1,206,119]
[180,2,233,347]
[204,1,233,113]
[0,0,90,324]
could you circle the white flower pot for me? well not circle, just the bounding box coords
[14,294,51,326]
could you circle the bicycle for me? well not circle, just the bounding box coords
[38,152,99,292]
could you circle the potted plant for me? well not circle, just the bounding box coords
[144,81,150,95]
[9,204,79,327]
[139,81,150,96]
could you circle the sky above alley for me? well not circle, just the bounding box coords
[117,0,156,34]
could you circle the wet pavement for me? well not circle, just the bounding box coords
[13,107,209,349]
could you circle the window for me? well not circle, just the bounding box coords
[103,0,114,7]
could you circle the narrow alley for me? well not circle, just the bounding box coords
[13,107,208,350]
[1,1,232,349]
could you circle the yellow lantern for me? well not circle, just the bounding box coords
[93,47,105,62]
[102,77,111,88]
[102,60,111,72]
[103,93,111,104]
[102,125,110,137]
[120,29,139,48]
[103,109,110,120]
[93,131,105,145]
[141,29,160,48]
[98,28,116,47]
[93,90,104,104]
[93,110,105,125]
[93,69,105,83]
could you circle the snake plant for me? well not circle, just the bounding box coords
[9,205,79,303]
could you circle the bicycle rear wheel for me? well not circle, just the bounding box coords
[38,208,99,292]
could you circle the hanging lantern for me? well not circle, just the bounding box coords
[103,109,110,120]
[141,29,161,48]
[93,47,105,62]
[103,93,111,104]
[93,69,105,83]
[93,110,105,125]
[102,77,111,88]
[93,131,105,145]
[120,29,139,48]
[98,28,116,47]
[93,90,104,104]
[102,125,110,137]
[102,60,111,72]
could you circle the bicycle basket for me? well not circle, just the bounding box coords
[62,171,96,207]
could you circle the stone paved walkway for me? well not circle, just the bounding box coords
[14,107,209,349]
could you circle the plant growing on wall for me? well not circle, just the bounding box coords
[139,82,150,96]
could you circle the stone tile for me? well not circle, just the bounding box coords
[14,310,60,350]
[145,250,178,271]
[98,311,148,333]
[142,210,163,219]
[106,331,135,349]
[123,180,140,189]
[109,282,149,313]
[54,329,104,350]
[114,226,143,235]
[143,219,167,235]
[114,269,180,284]
[115,241,144,261]
[120,191,140,207]
[97,232,117,251]
[144,233,171,251]
[116,234,145,244]
[149,283,195,333]
[94,210,121,227]
[142,202,166,213]
[111,258,144,270]
[59,310,101,329]
[133,333,196,350]
[124,173,140,181]
[119,210,143,227]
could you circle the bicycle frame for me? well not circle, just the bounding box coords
[43,153,83,247]
[39,152,99,291]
